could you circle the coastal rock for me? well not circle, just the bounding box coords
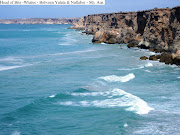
[149,48,155,52]
[106,30,119,44]
[68,17,85,30]
[172,56,180,65]
[92,30,108,43]
[159,52,173,64]
[127,40,138,48]
[140,56,148,60]
[154,49,165,53]
[71,6,180,65]
[156,55,161,59]
[149,55,158,61]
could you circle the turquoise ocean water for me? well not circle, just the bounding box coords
[0,24,180,135]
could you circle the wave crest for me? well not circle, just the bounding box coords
[99,73,135,83]
[59,88,154,115]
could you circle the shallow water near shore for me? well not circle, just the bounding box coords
[0,24,180,135]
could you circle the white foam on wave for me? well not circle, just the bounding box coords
[118,68,133,71]
[0,57,23,64]
[99,73,135,83]
[60,89,154,115]
[124,123,128,128]
[149,52,156,55]
[118,66,144,71]
[59,34,78,46]
[145,62,153,67]
[59,101,74,106]
[49,95,56,98]
[117,63,153,71]
[144,70,151,73]
[71,91,110,97]
[177,77,180,79]
[0,65,28,71]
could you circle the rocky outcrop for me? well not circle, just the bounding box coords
[68,17,85,30]
[127,41,139,48]
[149,55,158,61]
[140,56,148,60]
[0,18,80,24]
[71,6,180,65]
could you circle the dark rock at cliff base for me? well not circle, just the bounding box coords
[75,28,85,31]
[93,41,102,44]
[159,52,173,64]
[149,48,155,52]
[149,55,158,61]
[148,55,161,61]
[138,44,150,49]
[85,31,94,35]
[107,38,117,44]
[140,56,148,60]
[127,40,139,48]
[155,49,165,53]
[158,53,180,65]
[172,57,180,65]
[156,55,161,59]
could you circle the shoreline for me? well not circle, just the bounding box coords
[69,6,180,66]
[0,7,179,65]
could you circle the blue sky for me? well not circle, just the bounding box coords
[0,0,179,19]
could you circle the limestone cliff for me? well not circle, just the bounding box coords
[71,6,180,65]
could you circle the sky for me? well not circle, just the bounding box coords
[0,0,179,19]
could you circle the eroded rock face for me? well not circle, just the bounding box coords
[68,17,85,30]
[72,6,180,65]
[127,40,139,48]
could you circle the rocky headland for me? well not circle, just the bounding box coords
[0,18,80,24]
[69,6,180,65]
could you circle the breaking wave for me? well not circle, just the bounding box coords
[49,95,56,98]
[59,88,154,115]
[99,73,135,83]
[118,63,153,71]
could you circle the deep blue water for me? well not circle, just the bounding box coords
[0,24,180,135]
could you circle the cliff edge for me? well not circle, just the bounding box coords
[0,18,80,24]
[71,7,180,65]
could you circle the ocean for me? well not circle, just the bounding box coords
[0,24,180,135]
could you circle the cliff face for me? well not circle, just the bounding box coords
[0,18,80,24]
[72,6,180,64]
[140,7,180,54]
